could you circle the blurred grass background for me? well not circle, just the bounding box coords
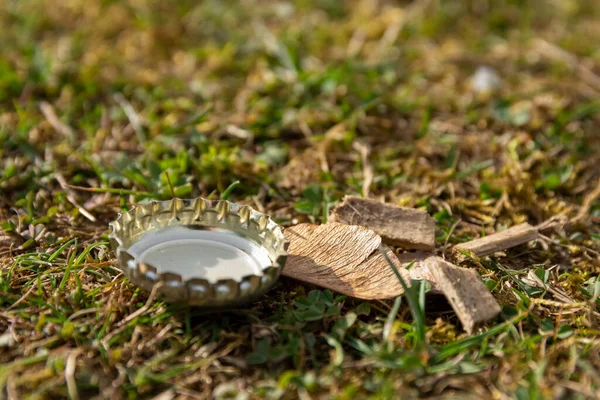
[1,0,600,398]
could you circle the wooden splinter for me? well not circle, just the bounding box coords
[424,257,501,333]
[330,196,436,250]
[454,223,539,257]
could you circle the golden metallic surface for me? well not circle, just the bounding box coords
[109,197,288,307]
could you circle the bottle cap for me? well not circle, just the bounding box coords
[109,198,288,307]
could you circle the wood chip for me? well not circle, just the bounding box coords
[330,196,436,250]
[402,251,440,291]
[454,223,538,257]
[425,257,501,333]
[283,223,412,299]
[283,224,500,328]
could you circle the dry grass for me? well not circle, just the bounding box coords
[1,0,600,398]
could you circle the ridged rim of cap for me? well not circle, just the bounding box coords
[108,197,288,307]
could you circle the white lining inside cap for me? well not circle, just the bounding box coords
[128,226,272,282]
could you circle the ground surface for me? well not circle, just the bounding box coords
[1,0,600,399]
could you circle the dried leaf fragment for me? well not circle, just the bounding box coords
[283,223,412,299]
[454,223,538,257]
[424,257,501,333]
[330,196,436,250]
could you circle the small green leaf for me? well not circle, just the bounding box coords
[303,184,322,204]
[173,183,192,197]
[307,290,321,303]
[324,305,341,317]
[557,325,573,339]
[485,278,499,292]
[301,307,326,322]
[294,199,315,214]
[321,290,334,306]
[324,334,344,366]
[247,338,270,364]
[539,318,554,334]
[332,312,357,340]
[534,268,550,285]
[355,302,371,316]
[246,352,268,365]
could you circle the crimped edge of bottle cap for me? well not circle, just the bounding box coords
[108,197,288,307]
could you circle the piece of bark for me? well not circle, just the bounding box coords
[402,251,441,291]
[400,252,460,313]
[283,223,412,299]
[454,223,538,257]
[425,257,501,333]
[330,196,436,250]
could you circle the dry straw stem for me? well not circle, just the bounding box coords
[330,196,436,250]
[573,177,600,223]
[533,38,600,93]
[283,223,412,299]
[424,257,501,334]
[454,223,539,257]
[39,101,76,143]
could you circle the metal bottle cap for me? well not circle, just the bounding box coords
[109,198,288,307]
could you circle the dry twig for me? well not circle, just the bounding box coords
[455,223,538,257]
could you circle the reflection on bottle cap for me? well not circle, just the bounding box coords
[109,198,288,307]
